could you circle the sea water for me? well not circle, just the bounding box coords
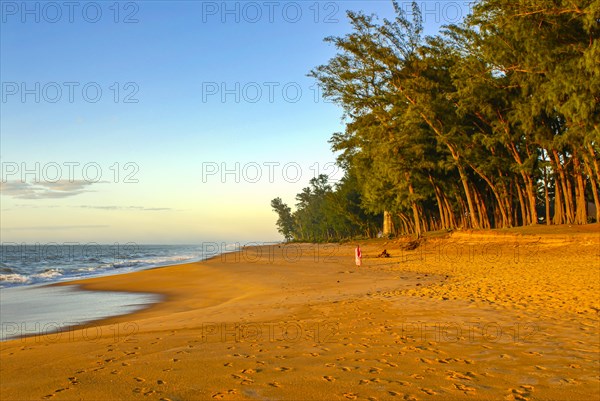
[0,244,215,288]
[0,243,227,341]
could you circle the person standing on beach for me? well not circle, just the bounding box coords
[355,245,362,267]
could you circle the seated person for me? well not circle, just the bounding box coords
[377,249,391,258]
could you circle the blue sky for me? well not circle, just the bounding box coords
[0,1,471,244]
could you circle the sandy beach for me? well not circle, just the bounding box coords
[1,226,598,401]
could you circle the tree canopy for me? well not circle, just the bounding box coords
[272,0,599,241]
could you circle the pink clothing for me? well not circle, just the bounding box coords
[355,246,362,267]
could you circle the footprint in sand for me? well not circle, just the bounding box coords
[446,371,473,381]
[410,374,424,380]
[454,383,476,393]
[322,375,336,382]
[505,385,536,401]
[420,388,436,395]
[212,389,238,399]
[275,367,292,372]
[269,382,282,388]
[343,393,358,400]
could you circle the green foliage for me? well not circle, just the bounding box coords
[270,197,295,241]
[272,0,599,240]
[271,174,381,242]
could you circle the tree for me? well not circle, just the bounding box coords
[270,198,294,241]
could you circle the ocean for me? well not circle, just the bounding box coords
[0,243,229,340]
[0,243,220,288]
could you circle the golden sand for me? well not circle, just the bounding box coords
[1,226,598,400]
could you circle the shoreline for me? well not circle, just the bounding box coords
[1,228,598,400]
[0,243,288,342]
[0,284,161,342]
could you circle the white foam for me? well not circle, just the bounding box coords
[0,274,30,284]
[32,269,62,279]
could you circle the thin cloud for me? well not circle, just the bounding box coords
[0,180,105,199]
[2,204,174,211]
[1,225,110,231]
[78,206,173,211]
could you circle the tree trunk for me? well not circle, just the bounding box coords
[383,211,393,236]
[553,174,565,225]
[586,143,600,185]
[544,167,551,225]
[456,163,480,229]
[553,149,575,223]
[521,173,538,224]
[429,176,448,229]
[408,181,422,238]
[583,155,600,223]
[443,194,456,228]
[398,213,411,235]
[467,162,510,228]
[474,188,491,229]
[516,178,528,226]
[572,154,588,224]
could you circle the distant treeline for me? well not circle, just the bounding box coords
[272,0,599,241]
